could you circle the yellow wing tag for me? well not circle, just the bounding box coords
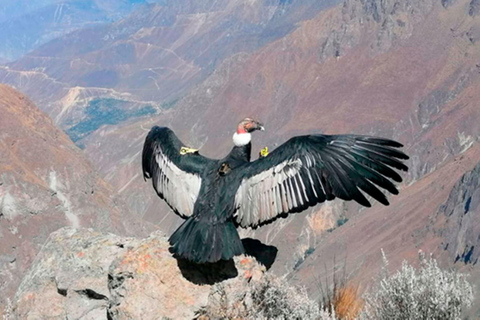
[260,147,269,157]
[180,147,199,155]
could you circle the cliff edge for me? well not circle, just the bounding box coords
[11,228,270,319]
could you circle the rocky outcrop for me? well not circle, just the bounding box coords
[314,0,437,62]
[441,0,458,8]
[12,227,269,320]
[470,0,480,16]
[341,0,435,54]
[437,162,480,265]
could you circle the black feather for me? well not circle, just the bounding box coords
[347,149,403,182]
[169,217,244,263]
[355,141,409,160]
[336,154,399,195]
[355,136,404,148]
[350,147,408,171]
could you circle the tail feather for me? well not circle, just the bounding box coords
[169,216,244,263]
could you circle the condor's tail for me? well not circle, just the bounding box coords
[169,216,244,263]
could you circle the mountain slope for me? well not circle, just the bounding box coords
[0,0,152,62]
[0,0,341,138]
[0,84,151,316]
[3,0,480,309]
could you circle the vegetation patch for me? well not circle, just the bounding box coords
[66,98,156,142]
[361,251,474,320]
[195,251,473,320]
[161,98,179,109]
[327,217,349,233]
[293,247,316,270]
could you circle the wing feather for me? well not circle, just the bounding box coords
[142,126,213,218]
[233,134,408,228]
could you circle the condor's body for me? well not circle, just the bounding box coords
[142,118,409,263]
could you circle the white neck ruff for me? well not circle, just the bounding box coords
[233,132,251,147]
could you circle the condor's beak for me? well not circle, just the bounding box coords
[256,121,265,131]
[244,119,265,132]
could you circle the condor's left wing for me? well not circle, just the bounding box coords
[232,134,409,228]
[142,126,214,218]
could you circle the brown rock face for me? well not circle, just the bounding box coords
[0,84,150,316]
[13,228,267,320]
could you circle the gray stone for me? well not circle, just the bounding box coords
[470,0,480,16]
[13,227,267,320]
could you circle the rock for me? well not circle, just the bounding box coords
[470,0,480,16]
[13,227,267,320]
[441,0,458,8]
[436,162,480,265]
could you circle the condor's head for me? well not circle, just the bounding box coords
[233,117,264,147]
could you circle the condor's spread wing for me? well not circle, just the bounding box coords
[142,126,213,218]
[233,134,409,228]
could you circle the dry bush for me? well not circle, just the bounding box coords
[360,250,474,320]
[333,285,363,319]
[321,281,363,319]
[196,273,338,320]
[318,258,363,320]
[2,298,13,320]
[249,275,321,320]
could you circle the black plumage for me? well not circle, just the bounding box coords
[142,119,409,263]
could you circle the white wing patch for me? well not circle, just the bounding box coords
[153,148,202,218]
[234,154,318,227]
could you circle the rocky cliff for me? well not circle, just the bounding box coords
[431,159,480,315]
[436,161,480,265]
[0,84,151,316]
[11,227,271,319]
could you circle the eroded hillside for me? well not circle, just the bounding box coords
[0,84,152,316]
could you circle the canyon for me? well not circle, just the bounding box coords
[2,0,480,317]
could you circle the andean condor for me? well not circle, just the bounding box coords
[142,118,409,263]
